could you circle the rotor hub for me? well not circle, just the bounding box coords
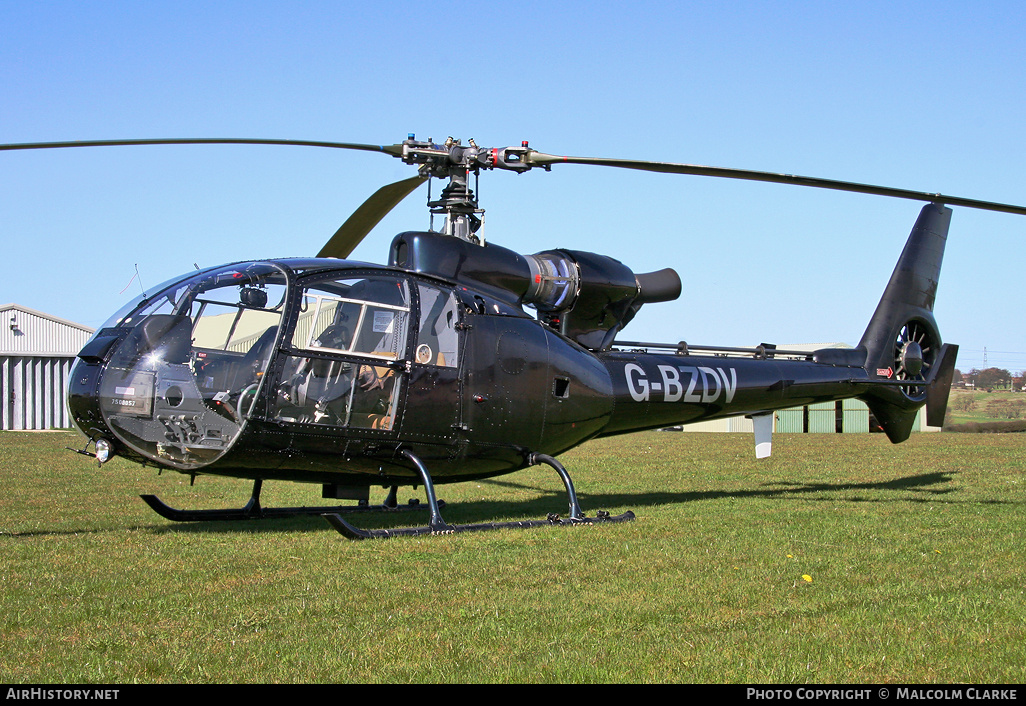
[900,340,924,378]
[400,135,537,245]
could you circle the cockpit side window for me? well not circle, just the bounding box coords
[274,276,410,429]
[292,277,410,360]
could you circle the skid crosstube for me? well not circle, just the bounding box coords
[323,510,637,540]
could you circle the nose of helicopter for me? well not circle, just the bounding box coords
[74,316,244,471]
[68,262,290,472]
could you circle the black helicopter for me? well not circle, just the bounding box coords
[5,135,1025,539]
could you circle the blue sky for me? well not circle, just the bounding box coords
[2,1,1024,373]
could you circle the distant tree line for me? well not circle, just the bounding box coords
[952,367,1023,390]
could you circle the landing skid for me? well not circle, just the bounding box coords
[141,480,431,522]
[324,509,637,539]
[324,450,635,539]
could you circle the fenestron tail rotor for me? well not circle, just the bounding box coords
[893,320,938,397]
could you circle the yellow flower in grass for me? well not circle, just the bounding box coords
[802,574,813,583]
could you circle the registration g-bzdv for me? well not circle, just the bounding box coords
[624,363,737,404]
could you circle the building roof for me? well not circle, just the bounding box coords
[1,303,95,356]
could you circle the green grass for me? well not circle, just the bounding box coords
[1,430,1024,683]
[947,389,1026,425]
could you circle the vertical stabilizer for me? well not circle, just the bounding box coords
[858,203,953,443]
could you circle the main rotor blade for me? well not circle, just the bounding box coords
[0,137,405,157]
[526,152,1026,216]
[317,175,428,259]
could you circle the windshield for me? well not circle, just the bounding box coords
[90,270,208,336]
[95,263,289,470]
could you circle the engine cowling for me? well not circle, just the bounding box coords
[389,231,681,350]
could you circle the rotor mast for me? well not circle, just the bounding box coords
[428,138,483,243]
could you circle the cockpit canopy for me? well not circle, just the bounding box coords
[92,263,290,470]
[76,261,463,472]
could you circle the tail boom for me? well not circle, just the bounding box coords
[598,202,956,445]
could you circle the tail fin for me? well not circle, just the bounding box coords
[857,203,955,442]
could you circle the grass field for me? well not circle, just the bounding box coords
[947,389,1026,426]
[1,429,1024,683]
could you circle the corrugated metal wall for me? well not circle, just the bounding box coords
[775,407,804,433]
[771,400,933,433]
[775,400,872,433]
[2,307,92,356]
[693,400,929,435]
[1,355,75,429]
[726,415,754,433]
[808,401,836,433]
[1,304,94,430]
[843,398,869,433]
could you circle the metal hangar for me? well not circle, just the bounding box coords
[1,304,94,430]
